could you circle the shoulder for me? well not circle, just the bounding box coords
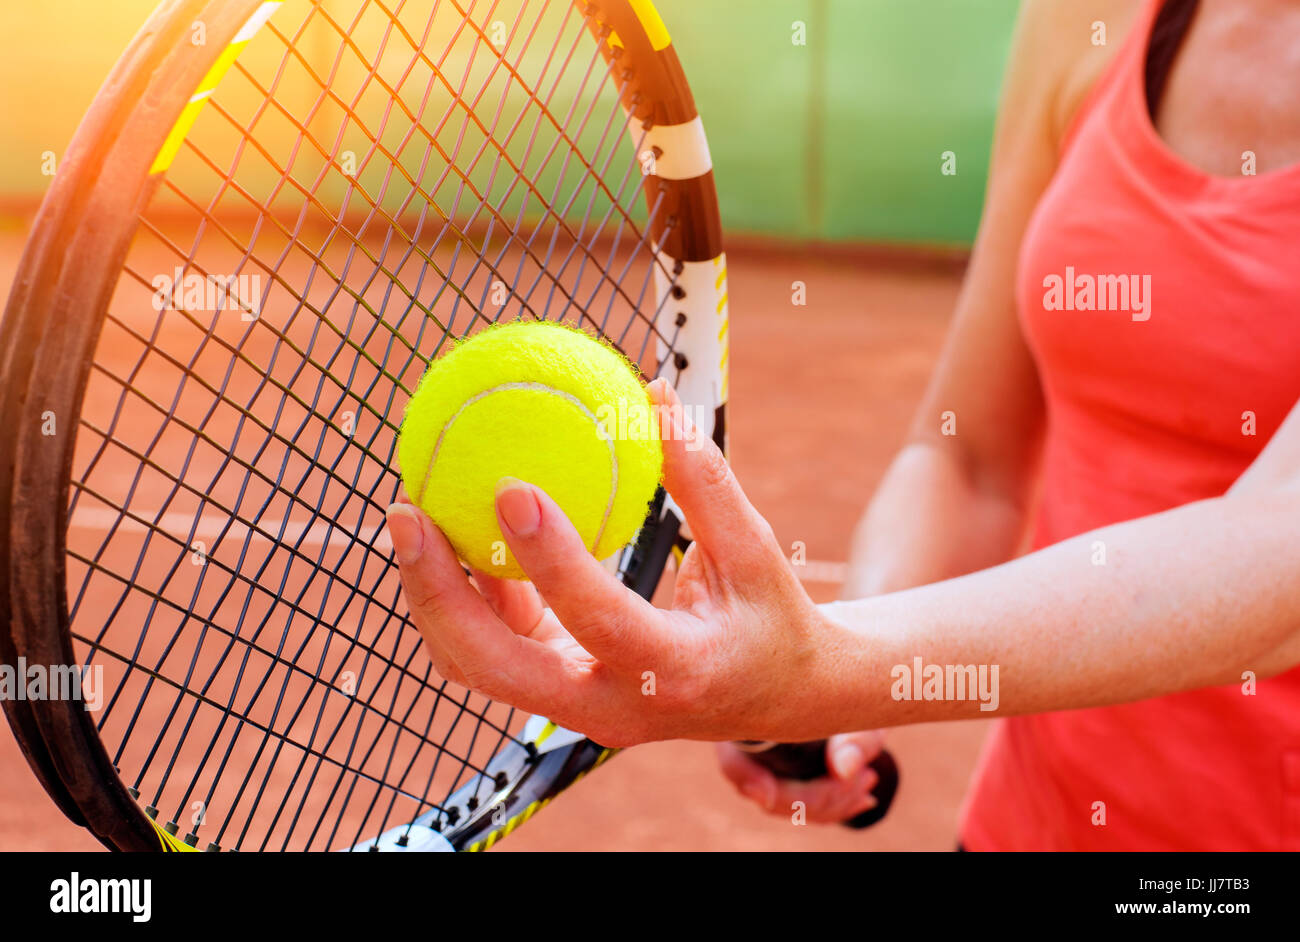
[1012,0,1141,55]
[1006,0,1146,150]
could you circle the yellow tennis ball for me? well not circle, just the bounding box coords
[398,321,663,580]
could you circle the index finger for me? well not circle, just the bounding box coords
[387,503,574,702]
[494,478,663,673]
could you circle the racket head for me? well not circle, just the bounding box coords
[0,0,725,852]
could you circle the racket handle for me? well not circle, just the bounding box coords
[741,741,899,829]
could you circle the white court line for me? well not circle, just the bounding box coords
[67,509,391,555]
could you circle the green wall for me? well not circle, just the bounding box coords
[0,1,1020,248]
[659,0,1020,246]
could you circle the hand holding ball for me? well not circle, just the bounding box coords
[398,321,663,579]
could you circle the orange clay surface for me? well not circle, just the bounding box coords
[0,229,989,851]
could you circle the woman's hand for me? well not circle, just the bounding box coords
[715,731,889,823]
[384,379,856,747]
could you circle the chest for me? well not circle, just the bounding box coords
[1155,4,1300,177]
[1017,143,1300,456]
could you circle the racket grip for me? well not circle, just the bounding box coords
[741,741,899,829]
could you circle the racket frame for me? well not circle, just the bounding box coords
[0,0,726,852]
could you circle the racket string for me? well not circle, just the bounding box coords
[73,0,685,849]
[256,1,662,332]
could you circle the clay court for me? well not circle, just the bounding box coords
[0,0,1018,852]
[0,223,989,851]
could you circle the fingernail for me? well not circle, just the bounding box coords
[496,478,541,536]
[653,384,689,444]
[645,379,679,443]
[646,377,669,405]
[681,407,700,448]
[830,743,865,779]
[663,384,702,448]
[386,503,425,565]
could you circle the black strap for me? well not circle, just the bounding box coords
[1146,0,1201,120]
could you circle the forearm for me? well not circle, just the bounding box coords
[841,441,1031,599]
[818,488,1300,731]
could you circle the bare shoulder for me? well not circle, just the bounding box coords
[1008,0,1145,149]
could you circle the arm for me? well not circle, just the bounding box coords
[720,0,1133,816]
[389,0,1299,747]
[844,0,1139,599]
[387,376,1300,748]
[819,415,1300,728]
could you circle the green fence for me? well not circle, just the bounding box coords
[661,0,1019,246]
[0,0,1019,247]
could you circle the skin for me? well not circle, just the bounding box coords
[386,0,1300,826]
[725,0,1300,822]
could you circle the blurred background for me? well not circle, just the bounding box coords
[0,0,1017,244]
[0,0,1018,850]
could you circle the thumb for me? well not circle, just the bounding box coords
[826,730,887,781]
[649,378,777,572]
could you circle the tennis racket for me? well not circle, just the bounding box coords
[0,0,892,852]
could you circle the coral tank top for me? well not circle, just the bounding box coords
[959,0,1300,850]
